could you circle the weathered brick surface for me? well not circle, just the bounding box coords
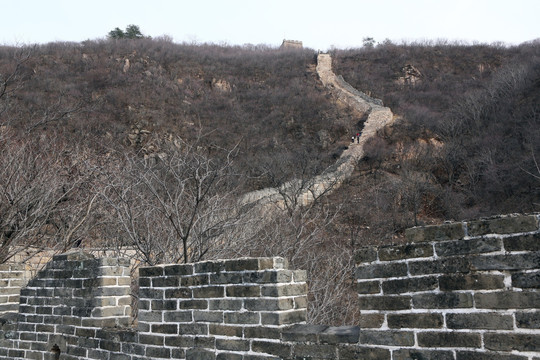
[0,213,539,359]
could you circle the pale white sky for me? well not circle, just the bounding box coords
[1,0,538,50]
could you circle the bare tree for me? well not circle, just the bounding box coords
[101,138,245,265]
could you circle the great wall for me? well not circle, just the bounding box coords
[0,213,538,359]
[0,55,538,359]
[241,54,394,207]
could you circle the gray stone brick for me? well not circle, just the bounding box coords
[252,340,292,358]
[439,273,505,291]
[387,313,443,329]
[261,283,307,297]
[358,295,411,310]
[503,232,540,251]
[418,331,481,348]
[244,298,294,311]
[447,313,513,330]
[484,333,540,352]
[379,243,433,261]
[471,252,540,271]
[282,324,327,342]
[226,285,261,297]
[412,292,473,309]
[475,291,540,309]
[193,286,225,298]
[338,345,390,360]
[467,215,538,236]
[357,313,385,328]
[243,326,281,339]
[355,246,378,264]
[356,262,408,279]
[260,309,306,325]
[319,326,359,344]
[291,343,335,359]
[405,222,465,242]
[512,271,540,288]
[516,310,540,328]
[409,257,471,275]
[435,237,501,256]
[456,351,528,360]
[224,312,260,325]
[216,338,250,351]
[180,274,209,287]
[381,276,438,294]
[394,349,454,360]
[356,280,380,294]
[358,330,414,346]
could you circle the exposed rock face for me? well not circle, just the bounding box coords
[396,64,422,85]
[211,78,232,92]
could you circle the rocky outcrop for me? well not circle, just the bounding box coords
[241,54,394,207]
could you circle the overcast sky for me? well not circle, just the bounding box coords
[2,0,538,50]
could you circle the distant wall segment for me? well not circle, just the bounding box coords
[0,213,538,359]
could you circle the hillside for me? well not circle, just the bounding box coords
[1,39,539,324]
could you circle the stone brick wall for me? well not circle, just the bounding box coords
[0,264,29,315]
[355,213,540,359]
[0,213,538,359]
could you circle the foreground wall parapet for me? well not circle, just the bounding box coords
[0,213,538,359]
[356,213,540,359]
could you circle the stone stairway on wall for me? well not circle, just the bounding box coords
[241,54,394,208]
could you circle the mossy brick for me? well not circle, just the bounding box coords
[382,276,438,294]
[355,262,408,279]
[516,311,540,328]
[409,256,471,275]
[226,285,261,297]
[405,222,465,243]
[456,351,528,360]
[209,324,243,337]
[163,310,192,323]
[242,270,293,284]
[417,331,481,348]
[484,333,540,352]
[471,252,540,271]
[261,309,306,325]
[467,214,538,236]
[209,299,242,310]
[379,243,433,261]
[319,326,359,344]
[412,292,473,309]
[435,237,501,257]
[152,276,179,287]
[261,283,307,297]
[216,338,250,352]
[356,280,380,294]
[178,299,208,310]
[358,330,414,346]
[163,263,193,276]
[180,274,209,287]
[358,295,411,310]
[224,311,260,325]
[354,246,378,264]
[165,287,192,298]
[475,291,540,309]
[244,326,281,339]
[252,340,293,358]
[439,273,505,291]
[193,286,225,298]
[357,313,385,328]
[210,272,244,284]
[512,271,540,288]
[394,349,454,360]
[447,312,513,330]
[138,266,164,277]
[503,232,540,251]
[387,313,443,329]
[338,346,390,360]
[245,298,294,311]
